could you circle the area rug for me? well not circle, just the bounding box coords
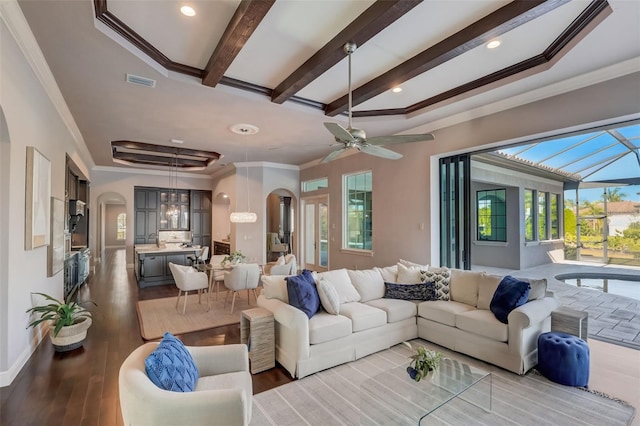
[252,339,635,426]
[136,293,253,340]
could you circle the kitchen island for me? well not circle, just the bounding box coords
[134,244,202,288]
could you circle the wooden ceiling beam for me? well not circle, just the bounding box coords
[270,0,422,104]
[202,0,275,88]
[324,0,569,117]
[112,152,209,168]
[111,140,222,160]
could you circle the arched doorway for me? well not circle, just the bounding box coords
[0,107,11,373]
[95,192,127,265]
[266,189,296,262]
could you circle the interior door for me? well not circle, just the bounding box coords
[303,196,329,271]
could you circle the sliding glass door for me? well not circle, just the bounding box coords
[440,155,471,269]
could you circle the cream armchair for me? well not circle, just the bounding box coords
[267,232,288,260]
[119,342,252,426]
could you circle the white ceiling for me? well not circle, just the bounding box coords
[15,0,640,172]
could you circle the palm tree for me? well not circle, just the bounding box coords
[605,188,627,202]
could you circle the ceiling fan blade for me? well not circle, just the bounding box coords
[321,147,350,163]
[360,145,403,160]
[366,133,435,146]
[324,122,355,143]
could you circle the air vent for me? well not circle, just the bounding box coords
[126,73,156,88]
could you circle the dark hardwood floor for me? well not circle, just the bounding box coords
[0,248,293,426]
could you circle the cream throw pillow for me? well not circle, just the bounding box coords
[398,259,429,270]
[449,269,481,307]
[396,263,423,284]
[316,269,361,304]
[317,278,340,315]
[348,269,385,302]
[477,273,502,310]
[261,275,289,303]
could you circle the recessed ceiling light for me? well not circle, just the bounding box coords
[229,123,259,135]
[170,139,184,144]
[392,87,403,93]
[180,5,196,16]
[487,39,501,49]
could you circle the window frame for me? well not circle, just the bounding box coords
[476,189,507,242]
[116,212,126,240]
[342,170,373,253]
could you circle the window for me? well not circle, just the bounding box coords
[538,192,548,240]
[476,189,506,241]
[344,171,372,251]
[116,213,126,240]
[551,193,560,239]
[524,189,534,241]
[302,177,328,192]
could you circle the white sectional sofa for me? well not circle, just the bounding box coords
[256,264,559,379]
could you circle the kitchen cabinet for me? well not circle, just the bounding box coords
[191,190,212,250]
[134,189,159,244]
[134,248,191,288]
[214,241,231,255]
[159,190,190,230]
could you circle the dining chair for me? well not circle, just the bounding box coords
[168,262,209,313]
[223,264,260,313]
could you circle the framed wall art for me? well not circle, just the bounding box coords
[25,146,51,250]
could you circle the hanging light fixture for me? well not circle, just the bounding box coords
[167,153,179,221]
[230,153,257,223]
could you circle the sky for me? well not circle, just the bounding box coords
[498,122,640,203]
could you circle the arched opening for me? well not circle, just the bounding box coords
[266,189,296,262]
[95,192,127,265]
[0,107,11,373]
[212,192,231,244]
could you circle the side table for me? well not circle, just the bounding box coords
[551,306,588,340]
[240,307,275,374]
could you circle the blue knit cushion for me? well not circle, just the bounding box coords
[490,275,530,323]
[537,332,590,387]
[286,269,320,318]
[145,332,199,392]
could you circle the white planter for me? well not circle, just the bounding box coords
[49,317,92,352]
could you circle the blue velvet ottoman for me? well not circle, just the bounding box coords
[537,332,589,386]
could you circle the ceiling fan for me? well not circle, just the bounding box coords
[321,42,434,163]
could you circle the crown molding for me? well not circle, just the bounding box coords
[92,165,212,180]
[0,0,96,170]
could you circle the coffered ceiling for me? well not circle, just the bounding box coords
[15,0,640,171]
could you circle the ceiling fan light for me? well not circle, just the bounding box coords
[230,211,257,223]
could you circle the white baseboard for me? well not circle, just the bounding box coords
[0,324,48,387]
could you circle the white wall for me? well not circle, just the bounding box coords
[301,72,640,269]
[0,18,92,386]
[212,162,299,265]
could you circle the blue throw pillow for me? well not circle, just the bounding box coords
[384,282,436,301]
[490,275,531,323]
[286,269,320,318]
[145,332,199,392]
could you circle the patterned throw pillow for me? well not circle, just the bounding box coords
[422,268,451,301]
[384,282,436,301]
[145,332,199,392]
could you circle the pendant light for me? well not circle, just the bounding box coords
[167,153,179,220]
[230,153,257,223]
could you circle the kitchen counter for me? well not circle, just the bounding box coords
[134,244,201,288]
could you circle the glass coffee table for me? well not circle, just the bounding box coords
[360,358,491,425]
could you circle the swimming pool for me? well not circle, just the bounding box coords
[555,273,640,301]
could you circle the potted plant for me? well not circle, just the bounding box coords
[222,250,246,267]
[404,342,443,382]
[26,292,96,352]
